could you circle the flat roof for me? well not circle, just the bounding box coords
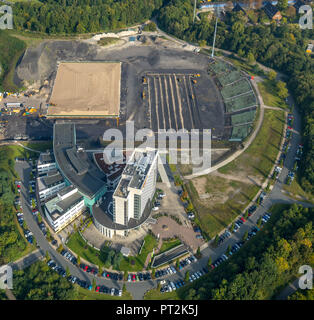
[37,172,64,192]
[45,191,83,220]
[38,152,55,166]
[53,123,107,199]
[48,62,121,118]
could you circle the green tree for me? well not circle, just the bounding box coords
[226,245,231,255]
[77,255,80,266]
[207,256,212,267]
[268,70,277,81]
[151,268,156,279]
[247,52,255,64]
[45,250,50,262]
[230,222,235,232]
[257,217,262,228]
[185,270,190,282]
[122,283,126,293]
[244,210,248,220]
[214,235,219,246]
[277,0,288,11]
[176,259,180,270]
[243,231,249,241]
[65,266,70,278]
[276,81,289,99]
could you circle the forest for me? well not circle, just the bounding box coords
[11,0,164,34]
[179,204,314,300]
[13,261,77,300]
[157,0,314,195]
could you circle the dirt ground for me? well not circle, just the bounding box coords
[49,62,121,117]
[15,40,225,138]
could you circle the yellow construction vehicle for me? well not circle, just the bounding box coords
[143,77,147,84]
[192,79,197,84]
[142,91,146,99]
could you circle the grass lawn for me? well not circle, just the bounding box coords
[219,109,285,179]
[119,234,157,272]
[186,176,259,238]
[67,231,105,268]
[98,37,119,46]
[159,238,181,254]
[68,231,157,272]
[258,79,289,109]
[21,141,53,152]
[186,109,285,238]
[144,288,180,300]
[75,285,132,300]
[283,176,314,203]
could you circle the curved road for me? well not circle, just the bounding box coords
[12,32,313,299]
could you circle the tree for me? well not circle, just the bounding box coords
[208,256,212,267]
[257,217,262,228]
[151,268,156,279]
[230,222,235,232]
[92,278,96,289]
[185,270,190,282]
[122,283,126,293]
[226,245,231,255]
[277,0,288,11]
[268,70,277,81]
[77,255,80,266]
[244,210,248,220]
[247,52,255,64]
[98,265,102,276]
[196,246,201,258]
[243,231,249,241]
[199,39,207,47]
[45,250,50,262]
[65,266,70,278]
[276,81,289,99]
[176,259,180,270]
[214,235,219,245]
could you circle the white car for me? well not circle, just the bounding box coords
[118,289,122,297]
[111,288,115,296]
[152,207,159,211]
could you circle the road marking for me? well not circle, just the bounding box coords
[173,75,185,129]
[168,75,178,131]
[183,76,195,129]
[153,77,160,131]
[158,76,166,129]
[163,76,172,129]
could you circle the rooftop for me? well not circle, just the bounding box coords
[38,152,55,166]
[37,172,64,192]
[45,191,83,221]
[53,123,107,199]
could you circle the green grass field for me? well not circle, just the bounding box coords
[258,80,289,109]
[219,109,285,179]
[67,231,106,268]
[159,238,181,254]
[119,234,157,272]
[186,109,285,238]
[75,285,132,300]
[144,288,179,300]
[186,176,259,238]
[68,231,157,272]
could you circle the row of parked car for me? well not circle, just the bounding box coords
[127,272,151,282]
[47,260,122,296]
[188,268,208,282]
[161,280,185,293]
[155,255,197,278]
[61,249,77,265]
[152,192,166,211]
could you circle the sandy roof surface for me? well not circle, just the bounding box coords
[49,62,121,117]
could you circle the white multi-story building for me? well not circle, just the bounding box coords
[37,170,66,201]
[37,152,56,174]
[44,185,84,232]
[113,149,158,225]
[93,148,171,238]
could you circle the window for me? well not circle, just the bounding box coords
[134,195,141,219]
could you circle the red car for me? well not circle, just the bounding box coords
[132,274,136,282]
[17,185,21,189]
[211,264,215,270]
[240,217,246,222]
[95,286,100,293]
[84,265,88,272]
